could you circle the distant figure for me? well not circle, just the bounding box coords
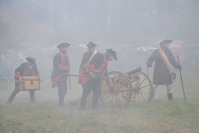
[79,48,117,110]
[51,43,70,106]
[7,56,40,104]
[147,40,181,101]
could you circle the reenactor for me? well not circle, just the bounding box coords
[79,42,97,84]
[7,56,40,104]
[51,42,70,106]
[147,40,181,101]
[79,48,117,110]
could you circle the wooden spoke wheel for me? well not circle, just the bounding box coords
[128,72,154,103]
[100,71,131,107]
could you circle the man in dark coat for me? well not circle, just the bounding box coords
[7,56,40,104]
[79,49,117,110]
[147,40,181,101]
[79,42,97,84]
[51,42,70,106]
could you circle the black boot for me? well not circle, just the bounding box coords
[7,88,19,104]
[7,94,15,104]
[167,93,173,101]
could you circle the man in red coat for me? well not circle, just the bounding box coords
[7,56,40,104]
[147,40,181,101]
[51,42,70,106]
[79,49,117,110]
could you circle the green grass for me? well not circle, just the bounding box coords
[0,70,199,133]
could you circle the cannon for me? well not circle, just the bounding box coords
[100,67,154,106]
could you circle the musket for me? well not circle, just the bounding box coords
[177,54,186,102]
[68,67,142,79]
[67,74,108,79]
[67,74,90,77]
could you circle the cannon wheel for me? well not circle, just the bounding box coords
[100,71,132,107]
[128,71,154,103]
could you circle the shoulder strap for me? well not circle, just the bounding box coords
[86,50,97,65]
[157,48,172,77]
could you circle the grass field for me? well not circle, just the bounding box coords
[0,70,199,133]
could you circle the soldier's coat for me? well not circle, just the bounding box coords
[148,48,178,85]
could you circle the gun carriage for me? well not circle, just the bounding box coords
[100,67,154,106]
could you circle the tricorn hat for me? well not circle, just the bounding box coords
[87,42,97,48]
[159,39,172,46]
[57,42,71,49]
[106,49,117,60]
[26,56,36,63]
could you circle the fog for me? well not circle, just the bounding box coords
[0,0,199,47]
[0,0,199,104]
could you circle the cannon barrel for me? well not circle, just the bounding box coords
[127,67,141,76]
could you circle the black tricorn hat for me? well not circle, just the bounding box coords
[87,42,97,48]
[57,42,71,49]
[26,56,36,63]
[159,39,172,46]
[106,49,117,60]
